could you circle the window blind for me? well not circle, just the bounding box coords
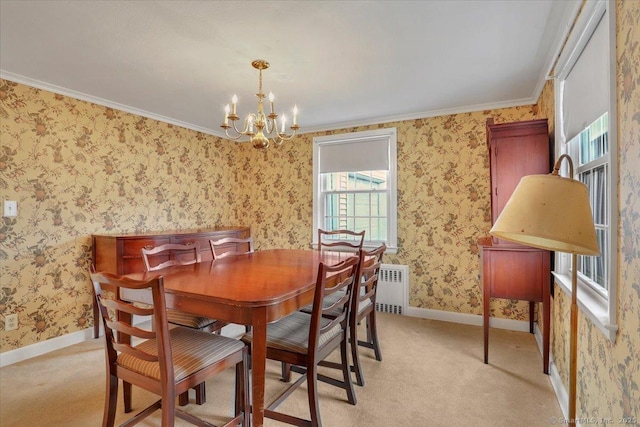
[562,10,609,142]
[318,136,390,173]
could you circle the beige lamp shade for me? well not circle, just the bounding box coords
[490,173,599,256]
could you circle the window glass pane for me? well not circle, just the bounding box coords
[354,218,370,236]
[346,193,354,216]
[372,171,387,189]
[325,194,337,217]
[353,172,372,190]
[354,193,370,217]
[576,113,608,165]
[593,164,606,225]
[376,218,387,241]
[378,193,387,215]
[345,217,355,231]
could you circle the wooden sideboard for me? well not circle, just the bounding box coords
[479,118,551,374]
[91,226,250,337]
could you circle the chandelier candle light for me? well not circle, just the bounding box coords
[221,59,299,149]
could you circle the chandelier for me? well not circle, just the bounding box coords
[221,59,299,149]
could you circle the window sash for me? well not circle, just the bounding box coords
[321,188,388,243]
[569,113,610,294]
[313,128,398,252]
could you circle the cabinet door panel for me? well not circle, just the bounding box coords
[492,134,550,223]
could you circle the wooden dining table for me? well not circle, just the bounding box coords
[123,248,357,427]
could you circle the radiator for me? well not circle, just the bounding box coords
[376,264,409,315]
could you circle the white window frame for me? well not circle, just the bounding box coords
[312,128,398,254]
[553,0,617,341]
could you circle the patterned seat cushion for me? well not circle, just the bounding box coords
[242,311,341,354]
[118,327,244,382]
[166,309,217,329]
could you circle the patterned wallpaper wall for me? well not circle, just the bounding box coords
[236,109,546,321]
[0,2,638,422]
[0,81,238,348]
[0,78,540,352]
[574,1,639,421]
[536,1,640,422]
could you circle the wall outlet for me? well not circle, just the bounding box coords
[5,313,18,331]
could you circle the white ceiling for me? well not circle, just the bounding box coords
[0,1,579,137]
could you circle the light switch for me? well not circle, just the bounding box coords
[4,200,17,217]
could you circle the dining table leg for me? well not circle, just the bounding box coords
[251,308,268,427]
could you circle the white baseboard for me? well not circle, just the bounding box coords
[405,306,532,332]
[0,327,96,368]
[548,357,570,421]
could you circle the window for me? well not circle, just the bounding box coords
[568,113,610,295]
[554,0,617,340]
[313,128,397,252]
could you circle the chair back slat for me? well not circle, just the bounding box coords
[102,298,154,317]
[210,237,254,259]
[309,256,360,353]
[141,242,201,272]
[106,320,156,341]
[318,229,365,252]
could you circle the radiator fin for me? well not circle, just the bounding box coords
[376,264,409,315]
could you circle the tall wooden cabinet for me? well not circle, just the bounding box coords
[478,118,551,374]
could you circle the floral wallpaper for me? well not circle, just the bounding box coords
[237,108,545,324]
[0,82,238,346]
[577,1,639,422]
[0,79,541,350]
[537,1,640,423]
[0,1,638,422]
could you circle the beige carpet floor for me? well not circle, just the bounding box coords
[0,313,561,426]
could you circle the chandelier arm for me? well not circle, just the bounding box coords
[224,128,245,141]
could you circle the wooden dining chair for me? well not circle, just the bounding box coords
[299,245,386,387]
[90,270,249,427]
[210,237,255,335]
[300,228,365,332]
[317,229,365,251]
[141,242,225,406]
[241,256,360,427]
[344,244,386,386]
[209,237,254,259]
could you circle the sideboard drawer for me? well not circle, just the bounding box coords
[122,237,171,256]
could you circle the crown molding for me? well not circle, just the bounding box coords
[299,97,538,135]
[0,70,229,139]
[2,70,537,139]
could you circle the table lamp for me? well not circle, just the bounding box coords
[489,154,599,427]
